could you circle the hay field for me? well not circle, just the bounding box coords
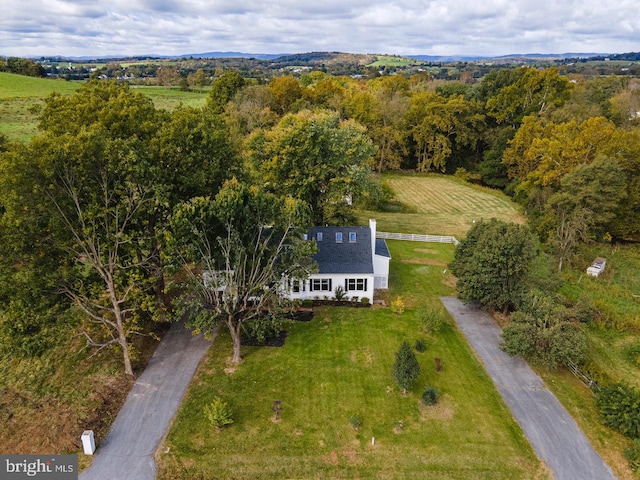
[360,174,524,238]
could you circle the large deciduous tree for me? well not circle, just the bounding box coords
[547,158,627,270]
[485,67,572,126]
[1,127,158,375]
[405,92,484,172]
[168,180,315,365]
[345,77,410,172]
[451,219,537,313]
[207,71,247,113]
[248,110,374,225]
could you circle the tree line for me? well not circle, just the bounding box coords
[0,57,46,77]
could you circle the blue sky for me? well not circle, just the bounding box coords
[1,0,638,58]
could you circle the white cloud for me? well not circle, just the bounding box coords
[0,0,637,57]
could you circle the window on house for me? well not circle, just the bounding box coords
[316,232,323,241]
[292,279,305,293]
[349,232,356,243]
[310,278,332,291]
[345,278,367,291]
[335,232,343,243]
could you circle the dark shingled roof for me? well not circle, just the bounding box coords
[310,226,373,274]
[375,239,391,258]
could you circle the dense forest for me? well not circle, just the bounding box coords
[1,61,639,467]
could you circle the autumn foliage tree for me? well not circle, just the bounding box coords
[248,110,374,225]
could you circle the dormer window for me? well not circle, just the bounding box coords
[335,232,343,243]
[316,232,323,241]
[349,232,356,243]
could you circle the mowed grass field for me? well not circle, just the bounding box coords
[0,72,81,141]
[0,72,208,142]
[156,242,549,480]
[358,174,524,238]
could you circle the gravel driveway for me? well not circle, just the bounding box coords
[441,297,616,480]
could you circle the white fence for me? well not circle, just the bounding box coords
[377,231,459,246]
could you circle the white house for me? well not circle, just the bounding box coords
[283,219,390,301]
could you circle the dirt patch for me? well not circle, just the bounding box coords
[343,445,358,464]
[414,248,440,255]
[0,374,134,454]
[443,273,457,290]
[400,258,448,267]
[322,450,340,466]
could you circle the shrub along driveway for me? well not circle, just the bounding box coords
[441,297,616,480]
[79,321,213,480]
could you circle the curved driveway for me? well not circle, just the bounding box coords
[79,321,213,480]
[441,297,616,480]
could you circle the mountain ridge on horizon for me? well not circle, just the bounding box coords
[8,50,613,63]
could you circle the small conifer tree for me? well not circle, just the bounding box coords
[393,341,421,394]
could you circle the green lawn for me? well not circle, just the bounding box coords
[157,241,548,479]
[359,174,524,238]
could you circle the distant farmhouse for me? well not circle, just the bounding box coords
[283,219,390,301]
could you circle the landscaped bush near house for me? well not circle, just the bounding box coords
[360,297,370,306]
[301,299,313,308]
[391,296,405,316]
[596,384,640,439]
[334,285,347,301]
[422,386,440,406]
[203,397,233,429]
